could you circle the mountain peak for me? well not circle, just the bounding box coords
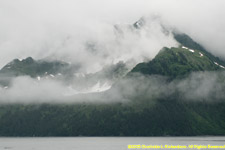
[133,17,146,29]
[22,57,34,63]
[131,46,224,78]
[0,57,69,78]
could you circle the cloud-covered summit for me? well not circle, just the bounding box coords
[0,0,225,71]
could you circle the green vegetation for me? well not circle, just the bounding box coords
[0,57,69,77]
[173,33,225,66]
[0,99,225,136]
[131,47,222,78]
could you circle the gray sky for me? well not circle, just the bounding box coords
[0,0,225,70]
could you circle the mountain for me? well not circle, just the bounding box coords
[131,46,224,78]
[0,57,73,87]
[0,18,225,136]
[133,16,225,67]
[130,18,225,78]
[1,16,224,82]
[0,57,128,94]
[1,36,225,136]
[0,57,70,77]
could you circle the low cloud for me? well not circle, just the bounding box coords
[107,71,225,103]
[0,71,224,104]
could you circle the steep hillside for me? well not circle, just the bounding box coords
[173,32,225,67]
[131,46,224,78]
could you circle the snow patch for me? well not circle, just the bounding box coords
[214,62,219,65]
[63,82,111,96]
[4,86,8,89]
[37,76,41,81]
[219,65,225,69]
[189,49,195,53]
[57,73,62,76]
[90,82,111,93]
[199,52,204,57]
[50,74,55,78]
[182,46,188,49]
[182,46,195,53]
[135,22,141,28]
[214,62,225,69]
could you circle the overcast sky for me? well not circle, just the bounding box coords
[0,0,225,70]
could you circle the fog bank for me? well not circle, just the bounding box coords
[0,71,224,104]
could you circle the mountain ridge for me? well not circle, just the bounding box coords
[0,18,225,136]
[130,46,224,78]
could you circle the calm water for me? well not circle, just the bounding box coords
[0,137,225,150]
